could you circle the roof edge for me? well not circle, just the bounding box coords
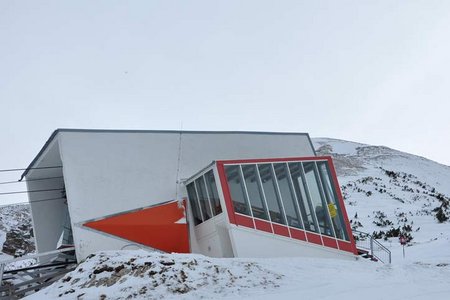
[20,129,61,180]
[55,128,311,136]
[21,128,314,179]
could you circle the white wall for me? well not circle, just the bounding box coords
[26,138,68,260]
[53,130,314,260]
[229,226,355,260]
[190,213,230,258]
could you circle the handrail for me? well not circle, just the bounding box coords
[353,230,391,264]
[0,247,75,265]
[0,247,75,285]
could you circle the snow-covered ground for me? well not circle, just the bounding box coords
[25,248,450,300]
[22,138,450,299]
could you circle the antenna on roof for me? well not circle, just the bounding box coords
[175,122,183,204]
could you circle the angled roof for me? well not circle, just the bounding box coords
[21,128,314,179]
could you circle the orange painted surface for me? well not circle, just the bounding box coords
[84,200,190,253]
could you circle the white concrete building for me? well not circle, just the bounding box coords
[23,129,357,262]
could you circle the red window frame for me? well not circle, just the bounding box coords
[216,156,358,255]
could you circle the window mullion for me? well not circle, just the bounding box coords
[255,164,272,223]
[285,162,307,231]
[270,163,288,226]
[299,162,321,234]
[202,175,214,217]
[314,162,337,238]
[193,180,204,222]
[238,165,254,219]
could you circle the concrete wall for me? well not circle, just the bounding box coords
[41,130,314,260]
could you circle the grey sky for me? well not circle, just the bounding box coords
[1,1,450,204]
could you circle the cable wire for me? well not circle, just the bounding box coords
[0,176,64,185]
[0,166,62,173]
[5,197,65,206]
[0,188,65,196]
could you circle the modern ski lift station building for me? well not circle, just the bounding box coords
[23,129,358,262]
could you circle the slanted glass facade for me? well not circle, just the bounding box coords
[186,157,355,254]
[221,159,351,242]
[186,169,223,226]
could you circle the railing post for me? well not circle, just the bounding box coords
[0,263,4,286]
[370,236,374,258]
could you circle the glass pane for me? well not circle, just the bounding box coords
[195,177,213,221]
[288,162,317,232]
[303,162,334,237]
[187,183,203,225]
[317,161,349,240]
[258,164,285,225]
[204,170,222,216]
[225,165,251,216]
[62,207,74,245]
[242,164,269,220]
[273,163,303,229]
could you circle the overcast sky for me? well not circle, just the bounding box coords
[1,1,450,203]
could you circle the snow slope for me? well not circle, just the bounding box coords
[26,250,450,300]
[25,138,450,299]
[314,138,450,263]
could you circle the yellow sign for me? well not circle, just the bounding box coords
[328,203,337,218]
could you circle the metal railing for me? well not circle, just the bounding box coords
[353,230,391,264]
[0,247,76,298]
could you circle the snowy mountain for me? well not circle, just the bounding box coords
[314,137,450,262]
[16,138,450,299]
[0,204,34,259]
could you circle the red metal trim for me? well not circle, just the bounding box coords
[272,224,290,237]
[254,219,273,233]
[216,161,237,225]
[235,214,254,229]
[216,156,331,165]
[306,232,323,246]
[326,157,358,255]
[289,227,307,241]
[337,240,354,253]
[322,236,339,249]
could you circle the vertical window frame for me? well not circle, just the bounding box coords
[241,164,270,221]
[274,162,305,230]
[224,165,252,217]
[195,176,213,221]
[301,161,336,238]
[204,169,223,216]
[311,161,337,238]
[317,161,350,241]
[187,181,204,225]
[257,163,287,225]
[270,163,290,228]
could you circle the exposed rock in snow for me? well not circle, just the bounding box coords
[0,204,34,259]
[26,250,283,300]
